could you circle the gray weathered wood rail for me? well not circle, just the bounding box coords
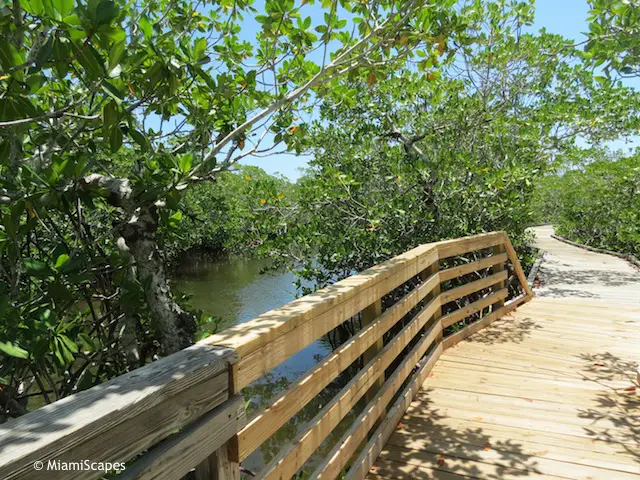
[0,231,533,479]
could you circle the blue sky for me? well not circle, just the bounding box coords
[241,0,640,180]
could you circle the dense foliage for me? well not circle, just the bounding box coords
[164,165,295,260]
[585,0,640,77]
[1,0,461,415]
[534,149,640,257]
[268,2,640,290]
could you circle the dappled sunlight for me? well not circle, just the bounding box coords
[464,315,543,345]
[576,352,640,463]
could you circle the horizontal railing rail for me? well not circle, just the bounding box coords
[0,231,532,480]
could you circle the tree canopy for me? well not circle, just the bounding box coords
[585,0,640,77]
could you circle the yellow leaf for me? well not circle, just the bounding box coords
[26,201,36,218]
[0,75,9,81]
[397,34,409,46]
[367,71,376,86]
[437,35,446,56]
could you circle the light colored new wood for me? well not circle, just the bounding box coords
[313,321,442,479]
[260,297,441,480]
[0,231,539,480]
[440,288,508,329]
[438,252,508,282]
[237,273,440,461]
[423,261,442,342]
[0,345,237,480]
[238,231,531,478]
[531,225,640,304]
[362,298,385,405]
[435,231,505,259]
[205,231,515,391]
[345,343,444,480]
[490,244,506,310]
[502,232,533,296]
[442,294,530,349]
[439,270,508,305]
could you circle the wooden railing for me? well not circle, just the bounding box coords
[0,231,532,480]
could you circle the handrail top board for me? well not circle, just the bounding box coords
[0,344,237,477]
[203,231,506,356]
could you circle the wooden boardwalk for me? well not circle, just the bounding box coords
[369,227,640,480]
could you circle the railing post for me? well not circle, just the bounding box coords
[492,243,507,311]
[194,440,240,480]
[194,364,242,479]
[362,299,384,407]
[502,232,534,297]
[423,259,442,340]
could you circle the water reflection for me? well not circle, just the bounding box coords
[174,255,298,331]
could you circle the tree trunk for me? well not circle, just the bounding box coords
[79,174,197,356]
[122,206,197,355]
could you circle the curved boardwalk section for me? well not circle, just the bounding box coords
[369,227,640,480]
[532,225,640,304]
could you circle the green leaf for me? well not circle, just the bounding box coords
[35,37,54,68]
[130,129,150,151]
[73,42,105,80]
[54,253,70,269]
[52,0,74,17]
[139,16,153,39]
[95,0,117,26]
[59,334,78,354]
[109,125,123,153]
[0,39,26,78]
[109,40,125,70]
[78,333,95,352]
[168,210,183,229]
[53,38,70,78]
[101,81,123,103]
[19,0,44,15]
[179,153,193,173]
[194,37,207,60]
[41,0,59,19]
[24,258,53,277]
[0,341,29,359]
[102,101,118,131]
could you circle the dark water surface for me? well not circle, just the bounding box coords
[173,255,345,475]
